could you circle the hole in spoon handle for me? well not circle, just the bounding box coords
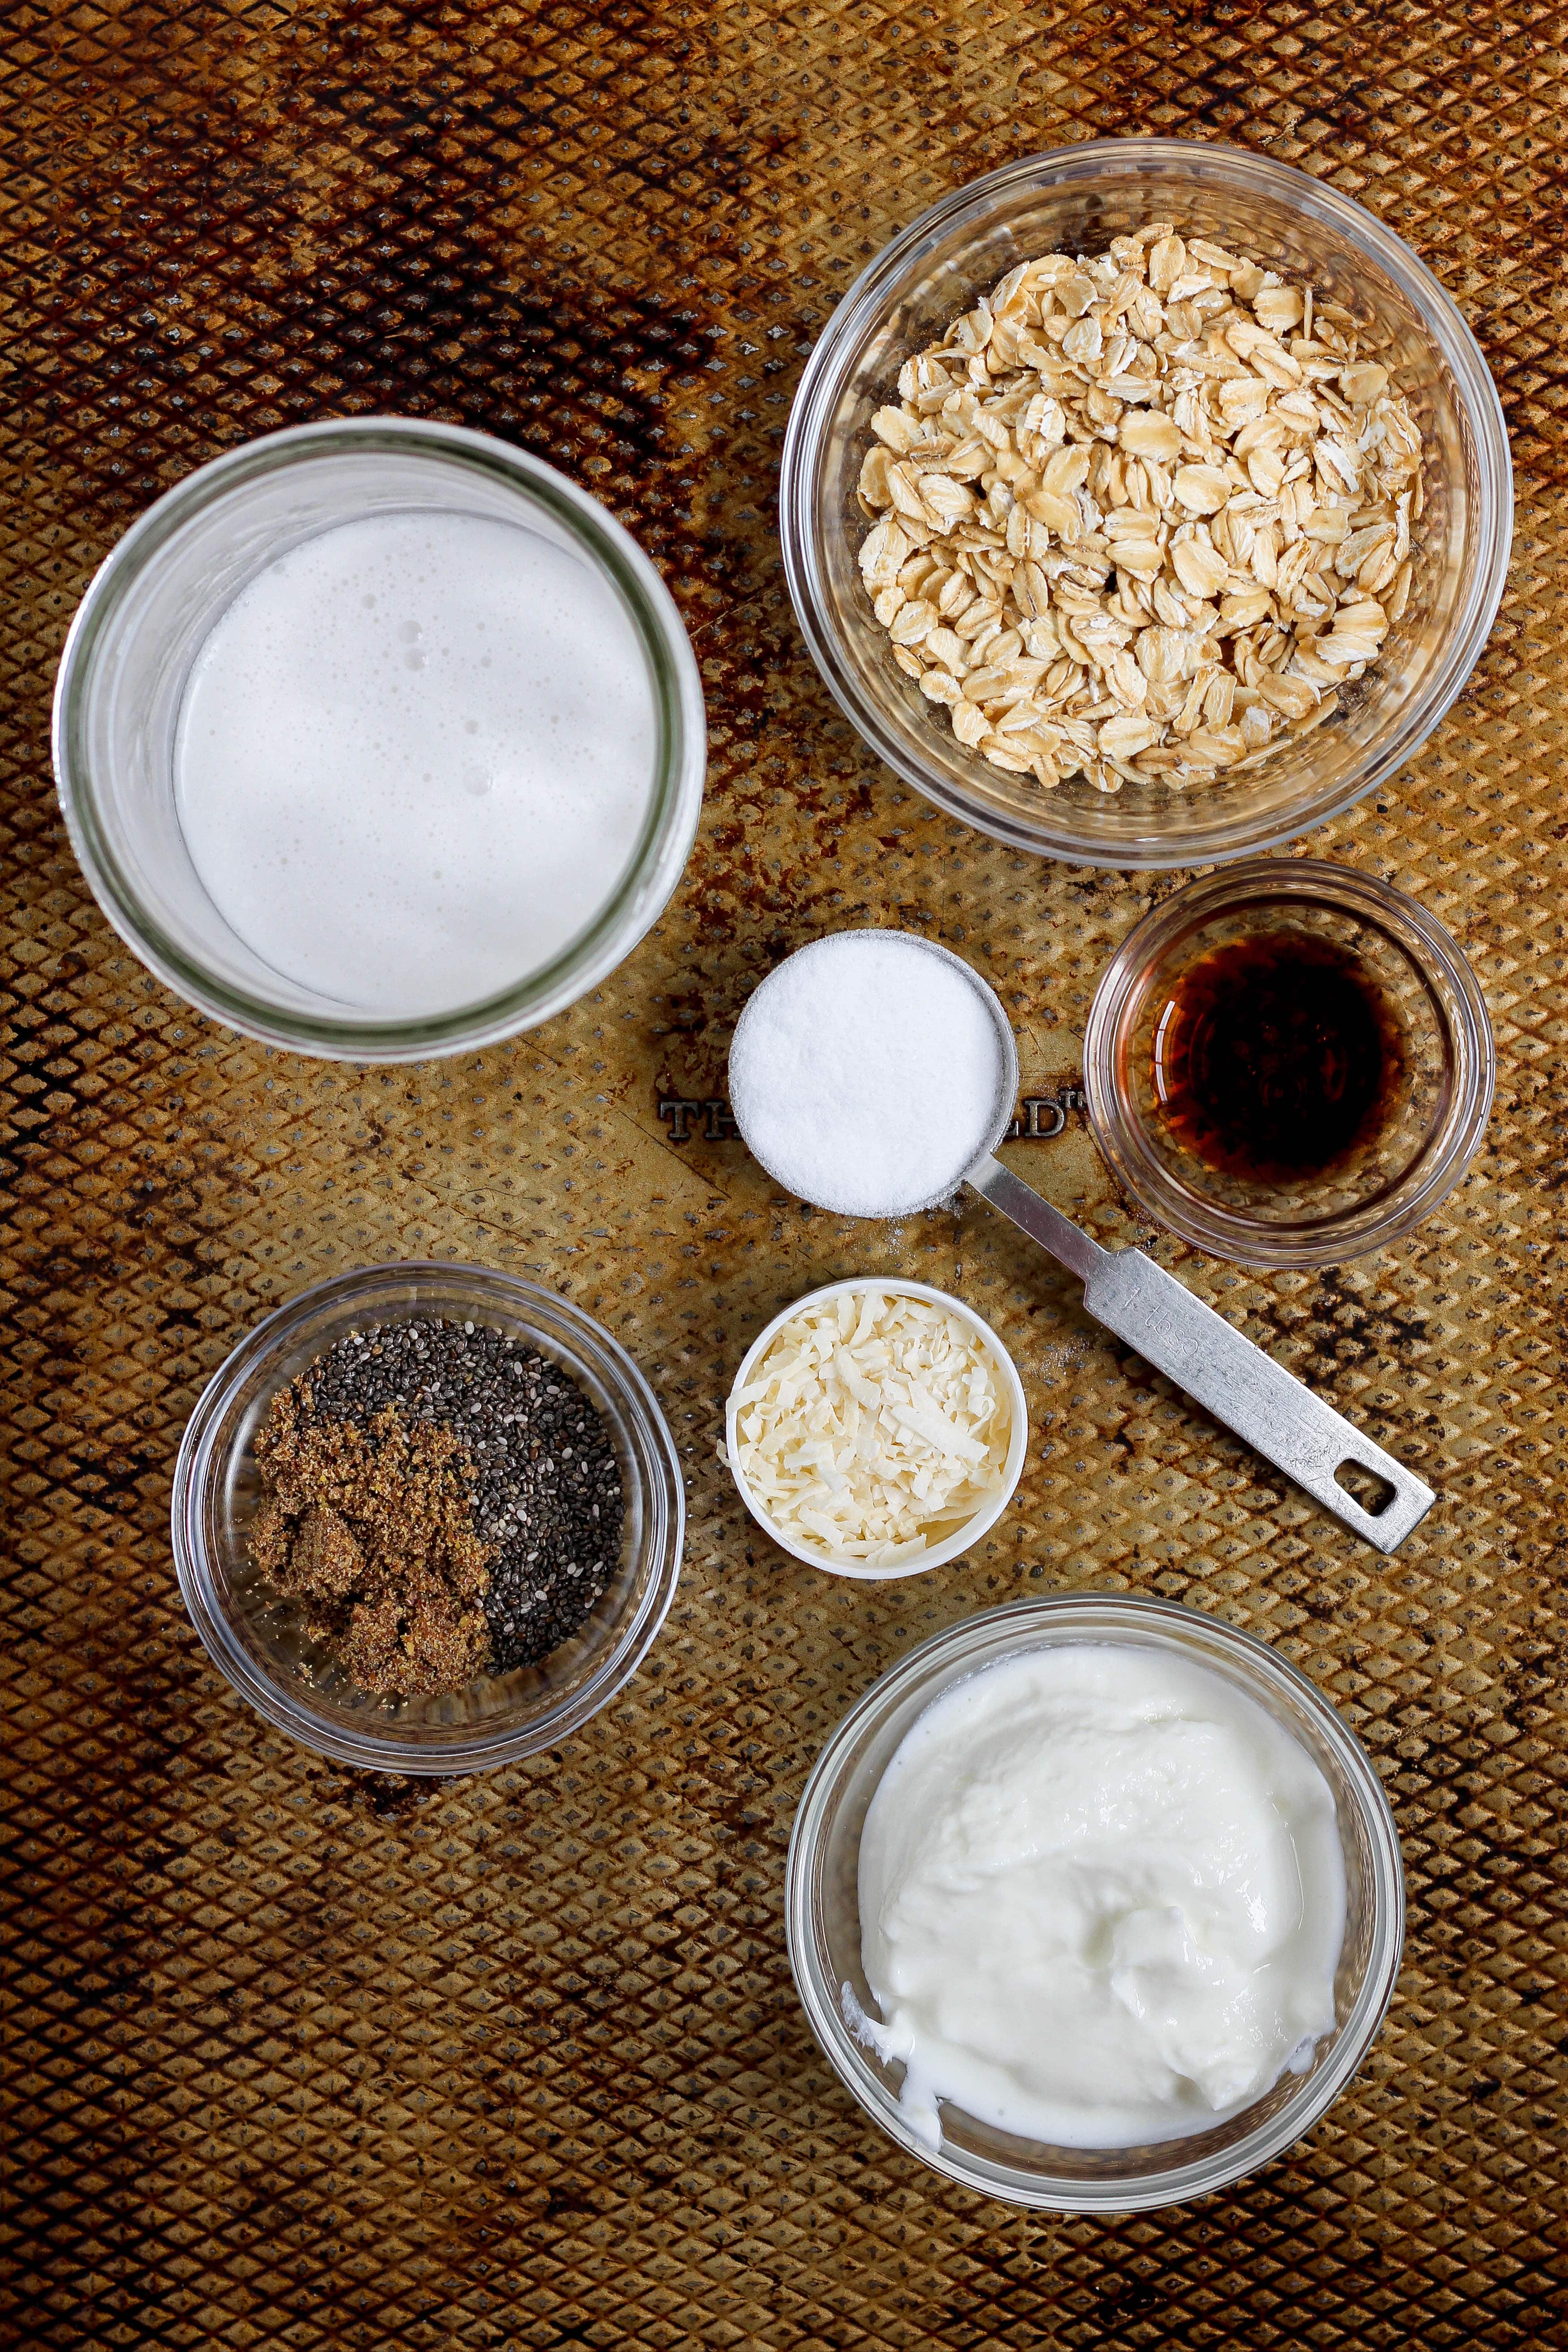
[965,1156,1435,1553]
[1084,1249,1434,1554]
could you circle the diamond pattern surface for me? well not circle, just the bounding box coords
[3,0,1567,2345]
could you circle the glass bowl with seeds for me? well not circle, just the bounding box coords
[779,138,1511,869]
[172,1263,684,1773]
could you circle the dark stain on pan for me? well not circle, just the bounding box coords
[1250,1263,1434,1371]
[30,125,726,571]
[307,1763,449,1820]
[16,0,800,777]
[21,0,894,981]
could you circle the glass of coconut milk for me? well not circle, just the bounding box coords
[52,419,706,1059]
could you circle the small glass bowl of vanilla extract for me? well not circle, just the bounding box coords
[1083,860,1494,1269]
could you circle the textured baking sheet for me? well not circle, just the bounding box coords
[2,0,1565,2344]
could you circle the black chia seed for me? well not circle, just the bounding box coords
[299,1315,625,1672]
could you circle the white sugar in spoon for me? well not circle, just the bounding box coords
[728,929,1435,1554]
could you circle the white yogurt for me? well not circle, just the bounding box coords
[173,510,657,1016]
[855,1644,1346,2152]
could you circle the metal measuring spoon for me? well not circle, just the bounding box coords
[729,931,1434,1553]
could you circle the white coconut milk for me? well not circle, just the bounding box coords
[173,509,657,1016]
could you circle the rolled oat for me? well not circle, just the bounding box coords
[856,228,1424,795]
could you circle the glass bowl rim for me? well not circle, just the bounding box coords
[1082,855,1496,1266]
[723,1275,1030,1580]
[52,415,707,1062]
[170,1259,686,1773]
[786,1589,1406,2213]
[778,136,1513,871]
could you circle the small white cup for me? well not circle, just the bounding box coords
[724,1278,1028,1581]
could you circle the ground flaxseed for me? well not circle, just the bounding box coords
[248,1314,626,1695]
[250,1389,491,1698]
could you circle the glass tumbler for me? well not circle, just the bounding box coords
[787,1594,1405,2214]
[52,417,707,1061]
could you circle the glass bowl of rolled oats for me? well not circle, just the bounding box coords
[779,139,1511,869]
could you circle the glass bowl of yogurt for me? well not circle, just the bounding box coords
[53,418,706,1059]
[786,1593,1404,2212]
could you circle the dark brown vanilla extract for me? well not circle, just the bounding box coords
[1151,933,1398,1183]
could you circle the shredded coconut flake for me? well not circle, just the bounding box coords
[729,1289,1011,1565]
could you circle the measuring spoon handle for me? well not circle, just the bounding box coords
[966,1153,1435,1554]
